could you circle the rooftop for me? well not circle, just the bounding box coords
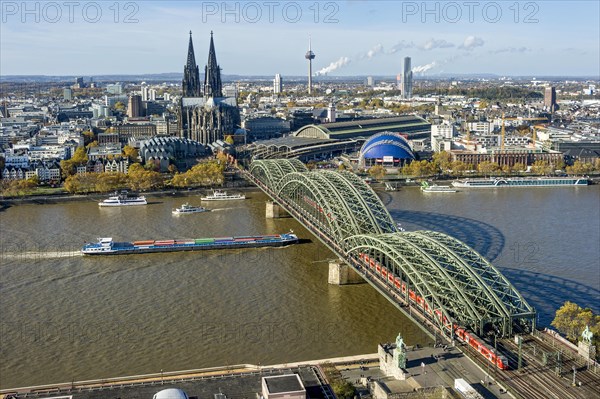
[263,374,305,394]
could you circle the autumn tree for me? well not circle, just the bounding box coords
[551,301,600,357]
[566,160,594,175]
[530,160,552,175]
[82,130,95,145]
[0,178,38,197]
[477,161,500,176]
[512,162,527,173]
[170,161,225,188]
[122,145,139,161]
[95,172,128,193]
[64,173,99,194]
[450,160,468,177]
[432,151,452,173]
[128,163,164,191]
[60,146,88,178]
[368,165,386,180]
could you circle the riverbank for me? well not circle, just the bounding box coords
[0,181,259,206]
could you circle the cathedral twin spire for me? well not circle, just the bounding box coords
[183,31,222,98]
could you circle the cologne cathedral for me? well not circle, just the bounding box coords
[178,31,240,144]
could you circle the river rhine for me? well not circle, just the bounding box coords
[1,185,598,388]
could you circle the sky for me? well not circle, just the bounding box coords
[1,0,599,77]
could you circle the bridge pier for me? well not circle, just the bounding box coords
[266,201,289,218]
[328,259,364,285]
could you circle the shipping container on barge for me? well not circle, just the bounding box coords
[82,233,298,255]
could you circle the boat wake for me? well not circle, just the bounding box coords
[209,207,241,212]
[2,250,83,260]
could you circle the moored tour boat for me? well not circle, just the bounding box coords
[421,182,457,193]
[99,190,147,207]
[451,176,590,188]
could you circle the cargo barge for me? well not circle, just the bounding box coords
[82,233,298,255]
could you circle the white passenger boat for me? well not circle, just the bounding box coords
[172,203,208,215]
[99,191,147,207]
[421,182,457,193]
[452,176,590,188]
[200,190,245,201]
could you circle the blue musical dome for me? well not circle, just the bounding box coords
[360,132,415,166]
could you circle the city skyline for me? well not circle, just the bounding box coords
[1,1,599,77]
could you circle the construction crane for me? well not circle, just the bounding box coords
[500,115,549,151]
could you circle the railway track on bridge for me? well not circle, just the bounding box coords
[462,334,600,399]
[242,162,600,399]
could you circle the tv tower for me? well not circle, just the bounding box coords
[305,36,316,94]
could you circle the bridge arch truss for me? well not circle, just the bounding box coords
[247,159,535,338]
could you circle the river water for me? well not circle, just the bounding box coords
[0,186,598,388]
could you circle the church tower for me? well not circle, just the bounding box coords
[182,31,201,97]
[203,31,223,98]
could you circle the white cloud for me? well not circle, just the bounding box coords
[421,38,454,51]
[388,40,415,54]
[459,36,485,51]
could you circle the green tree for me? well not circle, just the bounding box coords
[114,101,125,111]
[224,135,235,145]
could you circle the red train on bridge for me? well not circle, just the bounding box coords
[358,252,509,370]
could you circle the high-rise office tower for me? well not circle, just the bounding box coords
[401,57,413,99]
[127,95,142,118]
[274,74,282,94]
[141,85,149,102]
[544,86,557,112]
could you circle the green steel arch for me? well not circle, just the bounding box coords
[247,158,535,338]
[342,232,535,337]
[249,159,307,190]
[276,170,397,243]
